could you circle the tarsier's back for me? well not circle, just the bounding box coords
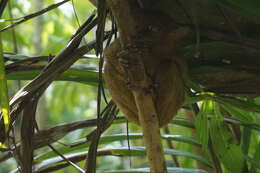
[104,10,187,127]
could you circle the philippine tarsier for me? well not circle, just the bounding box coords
[103,10,188,127]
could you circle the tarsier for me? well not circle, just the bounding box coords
[104,10,188,127]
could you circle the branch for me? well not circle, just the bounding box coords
[0,0,70,32]
[20,98,37,173]
[0,15,99,144]
[0,0,8,17]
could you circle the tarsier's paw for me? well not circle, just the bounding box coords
[116,44,147,85]
[125,81,141,91]
[124,80,157,96]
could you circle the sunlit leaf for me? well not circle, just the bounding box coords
[35,147,211,171]
[221,103,254,123]
[35,133,201,162]
[210,103,244,172]
[195,100,212,151]
[213,96,260,114]
[7,67,99,86]
[0,29,10,136]
[101,167,208,173]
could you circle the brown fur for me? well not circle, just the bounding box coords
[104,11,188,127]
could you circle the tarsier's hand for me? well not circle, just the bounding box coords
[117,42,153,92]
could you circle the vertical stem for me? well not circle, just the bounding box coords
[20,99,37,173]
[241,127,251,172]
[163,126,180,167]
[0,24,10,142]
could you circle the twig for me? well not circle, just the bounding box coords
[0,0,70,32]
[35,150,115,173]
[163,126,180,167]
[96,0,107,55]
[0,14,99,145]
[34,119,85,173]
[0,0,8,17]
[85,101,117,173]
[71,0,87,45]
[85,2,109,172]
[7,1,18,53]
[9,16,97,109]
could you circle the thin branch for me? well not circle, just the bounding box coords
[71,0,87,44]
[0,14,99,147]
[34,120,85,173]
[7,1,18,53]
[9,16,97,110]
[0,0,70,32]
[4,53,99,66]
[0,116,109,163]
[163,126,180,167]
[20,98,37,173]
[0,115,259,164]
[85,101,117,172]
[35,150,114,173]
[126,120,132,167]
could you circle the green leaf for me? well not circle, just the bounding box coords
[0,29,10,145]
[185,95,205,105]
[35,147,211,171]
[35,133,200,162]
[221,144,245,172]
[7,67,99,86]
[195,100,212,151]
[250,142,260,172]
[5,54,31,60]
[171,118,195,128]
[210,103,244,172]
[184,78,203,93]
[221,103,254,124]
[161,134,201,146]
[210,95,260,114]
[101,167,208,173]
